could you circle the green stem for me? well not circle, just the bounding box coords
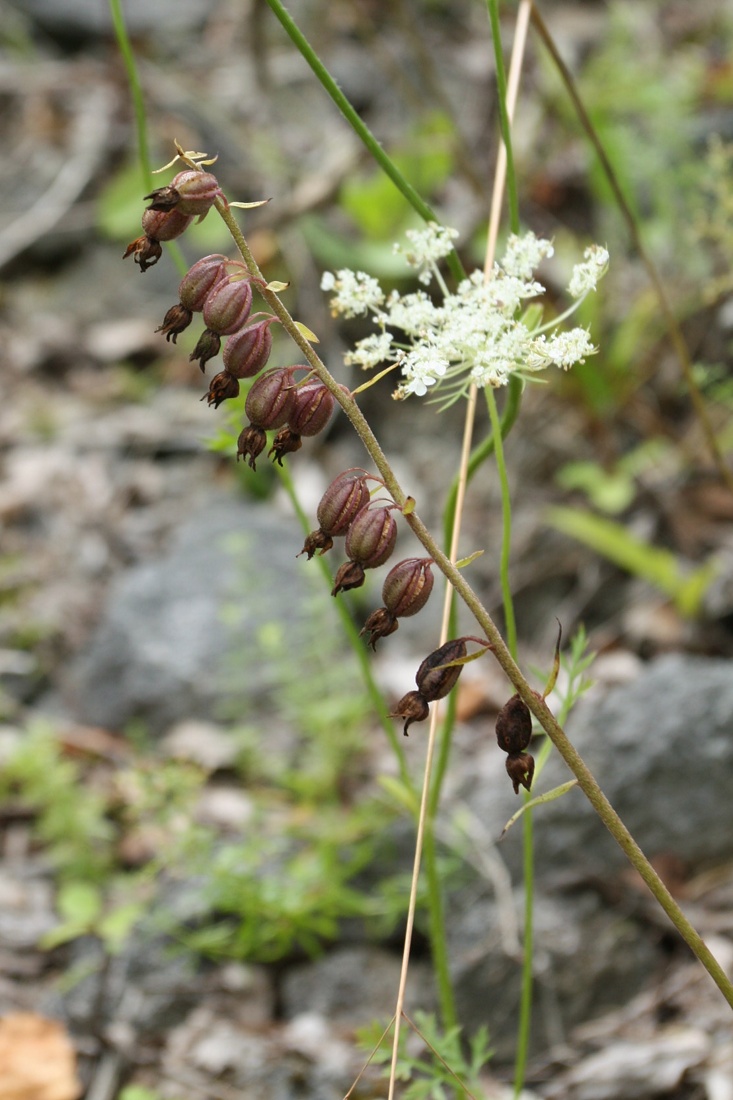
[262,0,465,283]
[214,198,733,1013]
[486,0,520,234]
[485,387,517,659]
[108,0,152,190]
[423,826,458,1031]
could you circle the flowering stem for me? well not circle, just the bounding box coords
[215,202,733,1015]
[262,0,466,284]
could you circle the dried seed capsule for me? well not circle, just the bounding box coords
[505,751,535,795]
[495,694,533,755]
[237,367,297,470]
[189,328,222,372]
[145,170,224,217]
[299,470,371,559]
[245,367,296,430]
[203,277,253,336]
[382,558,434,619]
[344,505,397,569]
[288,380,335,437]
[178,254,229,312]
[141,207,194,241]
[223,317,277,379]
[268,428,302,465]
[415,638,467,703]
[155,302,192,342]
[390,690,430,736]
[123,234,163,272]
[204,371,240,409]
[331,561,366,596]
[359,607,398,650]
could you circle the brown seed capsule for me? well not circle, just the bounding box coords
[122,234,163,273]
[223,317,277,379]
[330,560,366,596]
[178,254,229,312]
[145,170,223,217]
[203,277,253,336]
[390,690,430,736]
[382,558,434,619]
[318,471,371,537]
[268,428,302,466]
[344,505,397,569]
[359,607,399,650]
[415,638,467,703]
[189,328,222,372]
[155,302,193,343]
[141,207,194,242]
[505,751,535,795]
[495,694,533,755]
[236,424,267,469]
[204,370,240,409]
[287,380,335,437]
[245,367,296,430]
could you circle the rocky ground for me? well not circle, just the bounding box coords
[2,0,733,1097]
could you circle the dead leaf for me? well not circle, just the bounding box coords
[0,1014,82,1100]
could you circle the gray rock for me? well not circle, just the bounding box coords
[464,654,733,882]
[448,888,660,1061]
[533,653,733,877]
[281,945,436,1030]
[65,493,308,736]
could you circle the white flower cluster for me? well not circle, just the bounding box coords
[321,227,608,402]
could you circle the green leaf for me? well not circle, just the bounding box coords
[500,780,578,838]
[96,160,149,241]
[97,901,145,953]
[546,505,718,617]
[57,880,103,926]
[378,775,419,817]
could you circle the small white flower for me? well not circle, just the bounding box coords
[501,231,554,280]
[568,245,609,299]
[344,331,394,369]
[394,223,459,284]
[321,268,384,317]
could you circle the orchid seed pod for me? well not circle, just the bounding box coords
[122,234,163,272]
[145,170,224,218]
[300,471,371,559]
[156,255,230,344]
[189,328,222,373]
[495,694,533,756]
[245,368,297,430]
[344,505,397,569]
[269,380,336,465]
[505,751,535,795]
[330,560,366,596]
[204,371,240,409]
[202,276,253,336]
[179,255,229,312]
[382,558,434,618]
[140,207,194,242]
[360,558,434,649]
[237,368,297,470]
[288,380,335,437]
[223,317,277,379]
[390,690,430,736]
[414,638,467,703]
